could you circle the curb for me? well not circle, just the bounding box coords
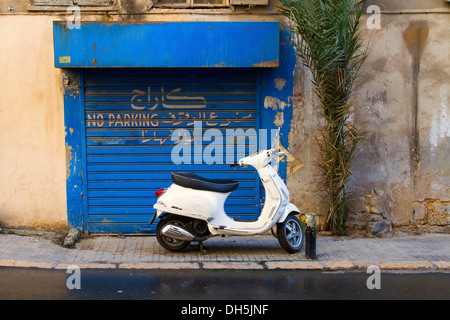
[1,259,449,271]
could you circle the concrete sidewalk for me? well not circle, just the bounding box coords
[0,231,449,271]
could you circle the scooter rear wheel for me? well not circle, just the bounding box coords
[277,214,304,253]
[156,215,191,252]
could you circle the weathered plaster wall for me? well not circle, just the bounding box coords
[287,10,450,235]
[352,13,449,235]
[363,0,449,11]
[0,15,67,229]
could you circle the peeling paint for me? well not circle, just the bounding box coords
[274,111,284,127]
[65,144,73,180]
[72,149,77,176]
[65,140,77,180]
[279,144,304,177]
[252,61,279,68]
[264,96,287,110]
[271,142,304,176]
[274,77,286,91]
[62,69,80,96]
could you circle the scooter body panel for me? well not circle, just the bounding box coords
[207,164,288,235]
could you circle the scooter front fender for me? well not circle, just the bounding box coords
[278,203,301,223]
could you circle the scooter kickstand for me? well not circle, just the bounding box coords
[198,241,207,255]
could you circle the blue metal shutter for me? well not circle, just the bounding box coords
[83,69,260,234]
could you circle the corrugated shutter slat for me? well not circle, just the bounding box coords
[84,69,260,234]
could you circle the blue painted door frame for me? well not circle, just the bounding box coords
[61,23,295,233]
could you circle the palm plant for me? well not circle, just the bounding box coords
[278,0,369,234]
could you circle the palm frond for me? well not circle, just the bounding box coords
[279,0,369,234]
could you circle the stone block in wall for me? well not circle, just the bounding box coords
[411,202,427,224]
[367,213,392,237]
[428,202,450,226]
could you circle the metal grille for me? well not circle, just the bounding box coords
[83,69,260,234]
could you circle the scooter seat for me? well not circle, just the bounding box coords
[171,172,239,193]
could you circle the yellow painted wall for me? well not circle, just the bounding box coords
[0,15,67,229]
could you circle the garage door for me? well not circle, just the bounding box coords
[83,69,260,234]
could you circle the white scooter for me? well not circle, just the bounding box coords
[151,140,304,254]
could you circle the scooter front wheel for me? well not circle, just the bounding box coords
[156,215,191,252]
[277,214,304,254]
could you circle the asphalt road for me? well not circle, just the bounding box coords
[0,267,448,301]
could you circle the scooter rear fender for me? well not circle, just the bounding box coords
[153,183,229,222]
